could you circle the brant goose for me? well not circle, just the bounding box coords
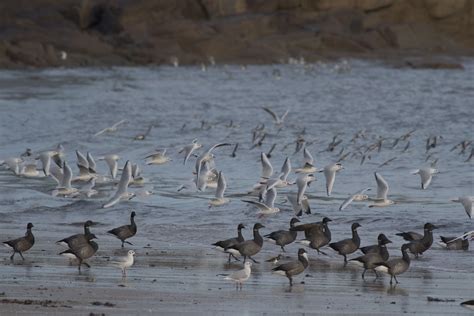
[398,223,437,257]
[3,223,34,261]
[360,233,392,261]
[212,223,245,263]
[272,248,309,286]
[438,232,471,250]
[264,218,300,252]
[225,223,265,263]
[60,233,98,270]
[375,243,411,285]
[107,211,137,247]
[329,223,361,263]
[57,220,94,248]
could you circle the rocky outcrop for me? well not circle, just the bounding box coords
[0,0,472,68]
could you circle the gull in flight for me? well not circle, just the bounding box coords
[296,173,315,205]
[223,262,252,290]
[265,158,293,191]
[78,178,98,198]
[102,160,134,208]
[111,250,135,278]
[209,171,230,207]
[19,162,44,178]
[145,149,171,165]
[87,152,97,174]
[242,187,280,215]
[0,157,23,175]
[195,143,231,184]
[339,188,371,211]
[369,172,394,207]
[37,150,59,176]
[94,119,127,137]
[99,154,120,179]
[52,161,79,197]
[287,194,311,217]
[248,153,274,197]
[178,139,202,165]
[451,196,473,219]
[411,167,439,189]
[323,163,343,196]
[262,107,289,125]
[73,150,95,181]
[295,148,317,173]
[130,163,145,185]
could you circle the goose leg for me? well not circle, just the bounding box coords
[10,252,15,261]
[121,241,125,248]
[19,252,25,260]
[281,246,286,252]
[248,256,259,264]
[125,241,133,246]
[394,276,399,284]
[362,269,366,280]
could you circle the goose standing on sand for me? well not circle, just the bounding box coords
[272,248,309,286]
[111,250,135,277]
[397,223,437,257]
[369,172,394,207]
[350,235,392,279]
[329,223,361,263]
[323,163,343,196]
[107,211,137,247]
[359,234,391,260]
[3,223,34,261]
[213,224,245,263]
[375,243,411,285]
[264,218,300,252]
[225,223,265,263]
[224,261,252,290]
[59,233,98,271]
[57,220,94,248]
[296,217,332,255]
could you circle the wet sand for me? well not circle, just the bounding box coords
[1,227,473,315]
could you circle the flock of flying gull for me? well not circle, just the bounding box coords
[1,106,473,298]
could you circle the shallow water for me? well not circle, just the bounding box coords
[0,60,473,314]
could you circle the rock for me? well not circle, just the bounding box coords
[424,0,466,19]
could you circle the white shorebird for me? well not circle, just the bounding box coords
[52,161,78,197]
[0,157,23,175]
[19,162,44,178]
[178,139,202,165]
[262,107,289,126]
[295,148,317,173]
[94,119,127,137]
[111,250,135,277]
[242,187,280,215]
[224,261,252,290]
[195,143,231,184]
[451,196,473,219]
[73,150,95,181]
[99,154,120,179]
[339,188,371,211]
[411,167,438,189]
[209,171,230,207]
[103,161,133,208]
[145,149,171,165]
[369,172,394,207]
[323,163,343,196]
[296,173,315,205]
[287,194,311,217]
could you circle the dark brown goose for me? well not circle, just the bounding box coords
[290,217,332,241]
[60,233,98,271]
[225,223,264,263]
[329,223,361,263]
[403,223,437,257]
[272,248,309,286]
[264,218,300,252]
[360,233,392,261]
[107,211,137,247]
[297,218,332,255]
[375,243,411,285]
[212,223,245,263]
[56,220,94,248]
[3,223,34,261]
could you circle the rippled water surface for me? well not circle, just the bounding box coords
[0,60,473,314]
